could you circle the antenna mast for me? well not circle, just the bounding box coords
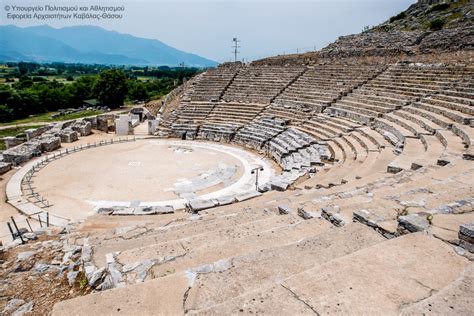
[232,38,241,62]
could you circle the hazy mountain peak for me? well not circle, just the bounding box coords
[0,25,216,67]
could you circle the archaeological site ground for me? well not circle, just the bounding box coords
[0,0,473,315]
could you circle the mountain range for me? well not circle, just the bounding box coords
[0,25,217,67]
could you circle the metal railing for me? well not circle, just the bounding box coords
[3,137,138,244]
[4,214,50,244]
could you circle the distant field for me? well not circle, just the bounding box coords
[0,110,104,127]
[136,76,158,81]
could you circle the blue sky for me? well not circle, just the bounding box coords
[1,0,416,62]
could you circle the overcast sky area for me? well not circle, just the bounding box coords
[1,0,416,62]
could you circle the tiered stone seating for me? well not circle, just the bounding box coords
[324,63,474,172]
[258,103,314,126]
[272,64,383,112]
[185,66,240,102]
[234,117,287,149]
[21,61,473,316]
[199,102,267,141]
[53,178,472,314]
[222,66,305,104]
[327,64,468,124]
[170,101,216,138]
[266,128,316,162]
[411,83,474,158]
[299,114,360,141]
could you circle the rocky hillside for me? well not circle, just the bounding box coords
[319,0,473,58]
[371,0,473,32]
[253,0,473,65]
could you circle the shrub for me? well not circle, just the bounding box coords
[429,18,446,31]
[389,12,406,23]
[428,3,450,13]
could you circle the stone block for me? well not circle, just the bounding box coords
[270,180,290,191]
[387,164,403,174]
[97,114,115,132]
[59,129,79,143]
[297,207,320,220]
[148,120,159,135]
[25,125,51,141]
[2,143,41,164]
[37,136,61,152]
[83,117,98,130]
[459,222,474,252]
[3,136,23,149]
[321,205,345,227]
[459,222,474,238]
[186,199,216,213]
[216,196,236,206]
[278,205,291,215]
[398,214,429,233]
[71,120,92,136]
[109,206,174,216]
[115,115,134,135]
[235,191,261,202]
[353,209,385,228]
[0,162,12,174]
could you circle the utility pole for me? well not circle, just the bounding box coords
[232,38,241,62]
[179,62,185,84]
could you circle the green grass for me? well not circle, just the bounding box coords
[0,110,104,127]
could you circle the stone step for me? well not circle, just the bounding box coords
[387,138,426,173]
[400,264,474,315]
[197,233,469,315]
[383,112,431,136]
[113,216,332,284]
[354,126,392,149]
[52,272,189,315]
[184,223,384,311]
[90,207,280,266]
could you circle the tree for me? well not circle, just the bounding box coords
[0,104,14,122]
[94,69,128,108]
[127,80,148,101]
[65,76,97,108]
[7,90,40,118]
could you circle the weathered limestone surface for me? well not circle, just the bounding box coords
[398,214,430,232]
[71,120,92,136]
[97,206,175,216]
[0,161,11,174]
[459,222,474,253]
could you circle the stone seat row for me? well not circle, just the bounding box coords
[259,103,315,125]
[233,118,288,149]
[187,68,239,101]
